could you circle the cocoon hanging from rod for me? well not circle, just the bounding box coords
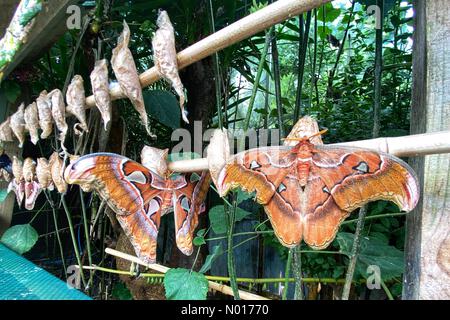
[36,90,53,139]
[90,59,112,131]
[66,75,88,135]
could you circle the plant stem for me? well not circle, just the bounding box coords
[342,205,368,300]
[294,11,312,121]
[208,0,223,129]
[79,264,368,285]
[226,199,240,299]
[206,230,274,241]
[79,188,93,288]
[327,2,355,91]
[372,0,384,138]
[61,195,87,288]
[243,27,273,131]
[271,32,285,140]
[44,191,67,277]
[282,249,293,300]
[292,245,303,300]
[342,212,404,225]
[380,278,394,300]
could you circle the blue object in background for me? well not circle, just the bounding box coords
[0,244,91,300]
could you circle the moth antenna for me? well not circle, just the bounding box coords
[308,128,328,139]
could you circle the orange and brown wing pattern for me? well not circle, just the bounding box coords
[312,146,420,213]
[64,153,166,263]
[302,173,350,249]
[263,173,303,247]
[173,172,211,255]
[218,146,296,204]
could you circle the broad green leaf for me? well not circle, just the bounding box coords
[1,224,38,254]
[1,80,21,103]
[208,206,228,234]
[235,207,253,222]
[0,189,8,202]
[208,205,253,235]
[236,189,254,204]
[196,228,206,237]
[164,268,209,300]
[317,3,341,23]
[199,244,222,274]
[193,236,206,246]
[337,232,404,281]
[143,90,181,129]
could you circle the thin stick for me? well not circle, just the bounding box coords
[104,248,268,300]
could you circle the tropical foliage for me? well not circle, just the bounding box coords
[0,0,414,300]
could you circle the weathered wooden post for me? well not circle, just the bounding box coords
[404,0,450,299]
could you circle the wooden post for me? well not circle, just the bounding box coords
[403,0,450,299]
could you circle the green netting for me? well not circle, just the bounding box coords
[0,244,91,300]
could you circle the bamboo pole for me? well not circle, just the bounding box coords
[105,248,269,300]
[167,130,450,173]
[84,0,332,108]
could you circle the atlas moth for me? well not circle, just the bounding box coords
[217,116,419,250]
[64,146,211,264]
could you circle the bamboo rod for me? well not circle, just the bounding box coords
[85,0,332,108]
[167,130,450,173]
[105,248,269,300]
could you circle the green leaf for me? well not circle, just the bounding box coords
[1,80,21,103]
[193,236,206,246]
[196,228,206,237]
[235,207,253,222]
[111,282,133,300]
[199,244,222,274]
[236,189,254,204]
[164,268,209,300]
[317,3,341,23]
[143,90,181,129]
[1,224,38,254]
[208,206,228,234]
[337,232,404,281]
[208,205,253,235]
[0,189,8,203]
